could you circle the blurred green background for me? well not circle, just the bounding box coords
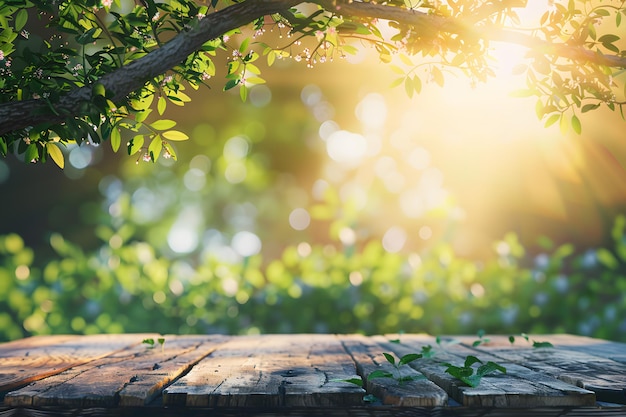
[1,43,626,342]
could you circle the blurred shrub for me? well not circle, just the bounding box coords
[2,215,626,342]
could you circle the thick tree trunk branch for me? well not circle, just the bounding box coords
[0,0,624,139]
[0,0,300,137]
[323,0,626,68]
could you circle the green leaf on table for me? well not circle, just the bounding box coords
[399,353,422,366]
[368,370,394,380]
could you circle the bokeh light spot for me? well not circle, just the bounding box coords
[419,226,433,240]
[184,168,206,191]
[225,161,247,183]
[355,93,387,129]
[224,136,249,160]
[68,145,93,169]
[289,208,311,230]
[232,231,262,257]
[15,265,30,280]
[326,130,367,165]
[349,271,363,286]
[382,226,407,253]
[250,85,272,107]
[168,228,198,254]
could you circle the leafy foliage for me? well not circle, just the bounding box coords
[2,213,626,342]
[0,0,625,167]
[443,355,506,387]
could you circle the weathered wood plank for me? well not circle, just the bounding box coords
[4,335,225,407]
[163,334,365,408]
[341,334,448,407]
[459,336,626,404]
[0,334,153,394]
[544,334,626,365]
[380,334,596,407]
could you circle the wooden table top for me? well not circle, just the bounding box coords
[0,333,625,416]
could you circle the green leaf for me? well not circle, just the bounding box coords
[544,113,560,128]
[110,128,121,152]
[14,9,28,32]
[412,75,422,94]
[24,143,38,162]
[331,378,363,387]
[150,119,177,131]
[532,341,554,348]
[136,109,152,123]
[559,112,569,134]
[92,83,106,97]
[508,335,515,344]
[431,66,444,87]
[240,84,248,101]
[596,248,618,269]
[464,355,482,368]
[142,338,155,346]
[239,37,250,54]
[157,96,167,115]
[46,142,64,169]
[390,65,405,75]
[390,76,405,89]
[267,50,276,66]
[148,136,163,161]
[404,77,414,98]
[399,53,413,66]
[128,135,144,156]
[162,130,189,141]
[224,79,239,91]
[383,352,395,366]
[399,353,422,366]
[162,141,177,161]
[246,77,266,85]
[462,375,483,387]
[581,103,600,113]
[571,114,581,134]
[445,365,474,379]
[157,338,165,345]
[368,370,394,380]
[598,34,620,44]
[476,361,506,377]
[421,345,435,358]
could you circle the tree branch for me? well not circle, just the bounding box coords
[0,0,300,137]
[1,0,624,140]
[321,0,626,68]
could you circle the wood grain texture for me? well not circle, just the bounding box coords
[163,334,365,408]
[458,335,626,404]
[4,335,225,407]
[0,334,154,394]
[1,333,625,413]
[341,334,448,406]
[380,334,596,407]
